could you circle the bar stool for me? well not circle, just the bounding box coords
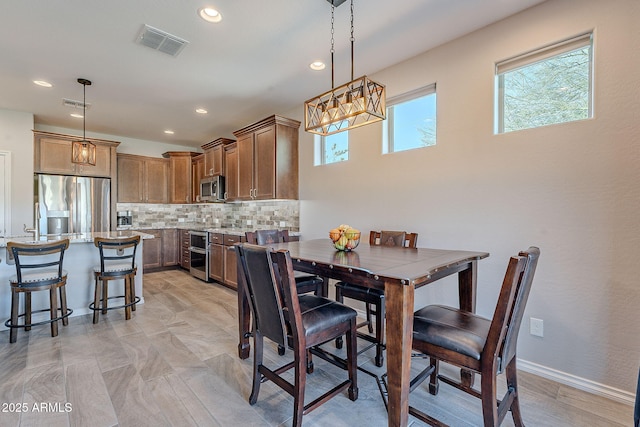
[5,239,72,343]
[90,236,140,323]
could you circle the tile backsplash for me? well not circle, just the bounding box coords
[117,200,299,230]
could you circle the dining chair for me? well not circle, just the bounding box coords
[5,239,72,343]
[409,246,540,426]
[236,243,358,427]
[335,230,418,367]
[90,236,140,323]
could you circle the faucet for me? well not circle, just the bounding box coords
[23,202,40,239]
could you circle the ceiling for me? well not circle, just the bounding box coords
[0,0,546,149]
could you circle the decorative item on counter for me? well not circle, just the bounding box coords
[329,224,360,251]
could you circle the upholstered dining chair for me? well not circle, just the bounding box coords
[236,243,358,427]
[409,246,540,426]
[5,239,72,343]
[335,230,418,367]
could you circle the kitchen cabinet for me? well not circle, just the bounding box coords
[34,131,118,178]
[117,154,169,203]
[223,143,238,200]
[142,229,162,270]
[208,233,224,283]
[231,115,300,201]
[192,154,205,203]
[179,229,190,270]
[162,228,178,266]
[201,138,234,177]
[163,151,198,204]
[222,234,244,289]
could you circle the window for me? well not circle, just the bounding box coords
[317,131,349,165]
[495,32,593,134]
[383,84,436,154]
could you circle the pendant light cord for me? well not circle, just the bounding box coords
[83,82,86,140]
[330,4,335,89]
[350,0,354,81]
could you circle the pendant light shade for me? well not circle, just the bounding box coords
[71,78,96,166]
[304,0,385,136]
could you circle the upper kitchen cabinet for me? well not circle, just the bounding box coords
[223,142,238,200]
[117,154,169,203]
[34,131,118,178]
[231,115,300,201]
[163,151,199,204]
[192,153,205,202]
[201,138,234,178]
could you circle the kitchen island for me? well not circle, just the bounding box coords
[0,230,153,330]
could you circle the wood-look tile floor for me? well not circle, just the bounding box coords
[0,269,633,427]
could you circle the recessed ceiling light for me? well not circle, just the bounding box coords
[33,80,53,88]
[195,108,208,114]
[198,7,222,23]
[309,61,326,71]
[164,130,175,135]
[70,113,84,118]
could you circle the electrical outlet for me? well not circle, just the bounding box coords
[530,317,544,337]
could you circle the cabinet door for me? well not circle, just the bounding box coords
[253,125,276,200]
[223,143,238,200]
[236,134,254,200]
[192,156,205,203]
[162,229,178,266]
[223,245,238,290]
[142,229,163,270]
[78,144,112,177]
[117,156,144,202]
[204,145,224,177]
[169,155,191,204]
[209,244,224,282]
[145,158,169,203]
[37,138,76,175]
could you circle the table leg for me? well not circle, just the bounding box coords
[458,261,478,387]
[385,281,414,427]
[237,259,250,359]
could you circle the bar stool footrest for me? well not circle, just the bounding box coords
[89,295,141,312]
[4,307,73,329]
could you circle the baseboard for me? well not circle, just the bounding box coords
[517,358,635,406]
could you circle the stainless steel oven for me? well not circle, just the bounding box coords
[189,231,209,281]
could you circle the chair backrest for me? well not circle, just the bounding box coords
[369,230,418,248]
[489,246,540,372]
[245,229,291,245]
[236,243,302,347]
[7,239,70,286]
[94,235,140,275]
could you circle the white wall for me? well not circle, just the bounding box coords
[0,109,34,235]
[289,0,640,397]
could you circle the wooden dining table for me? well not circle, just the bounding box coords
[236,239,489,427]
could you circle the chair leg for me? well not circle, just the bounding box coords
[506,358,525,427]
[124,277,132,320]
[93,278,101,324]
[102,279,109,314]
[346,321,359,401]
[10,290,19,343]
[25,292,32,331]
[429,357,439,395]
[481,365,499,427]
[59,285,69,326]
[306,349,314,374]
[130,273,137,311]
[293,343,307,427]
[49,287,59,338]
[365,303,374,333]
[374,299,385,367]
[249,331,263,405]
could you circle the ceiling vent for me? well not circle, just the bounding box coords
[62,98,91,110]
[136,24,189,57]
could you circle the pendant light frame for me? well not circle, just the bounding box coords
[71,78,97,166]
[304,0,385,136]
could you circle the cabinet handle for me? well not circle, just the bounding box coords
[209,168,213,176]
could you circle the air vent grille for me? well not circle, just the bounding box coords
[137,24,188,57]
[62,98,91,109]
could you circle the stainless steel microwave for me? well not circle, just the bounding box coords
[200,176,225,202]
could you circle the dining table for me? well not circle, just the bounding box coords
[236,238,489,427]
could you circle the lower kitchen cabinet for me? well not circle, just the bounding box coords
[142,229,162,270]
[222,234,244,289]
[162,229,178,266]
[179,229,190,270]
[208,233,224,282]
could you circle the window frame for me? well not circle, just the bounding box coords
[495,32,594,134]
[383,83,437,154]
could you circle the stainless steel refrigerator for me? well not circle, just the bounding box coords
[35,174,110,235]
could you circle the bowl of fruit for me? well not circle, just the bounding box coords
[329,224,361,251]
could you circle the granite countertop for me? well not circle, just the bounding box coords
[0,230,154,248]
[118,225,299,237]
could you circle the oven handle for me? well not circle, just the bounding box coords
[189,231,208,237]
[189,246,207,254]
